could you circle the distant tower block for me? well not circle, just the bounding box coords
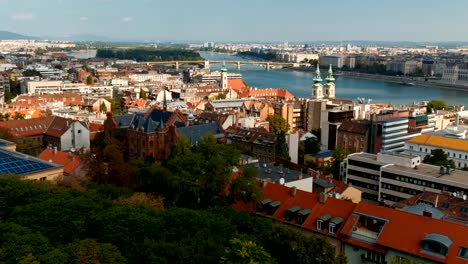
[312,63,323,99]
[204,60,210,70]
[324,64,336,99]
[220,62,228,90]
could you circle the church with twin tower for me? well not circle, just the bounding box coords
[312,64,336,99]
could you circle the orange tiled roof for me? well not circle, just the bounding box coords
[38,148,80,175]
[9,93,84,109]
[248,88,294,99]
[227,79,245,90]
[407,134,468,152]
[342,202,468,264]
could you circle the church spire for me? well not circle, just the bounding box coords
[313,63,322,83]
[326,64,335,83]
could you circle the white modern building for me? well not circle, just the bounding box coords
[341,152,468,205]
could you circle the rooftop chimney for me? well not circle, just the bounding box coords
[422,210,433,218]
[319,192,327,204]
[290,186,297,197]
[53,146,57,155]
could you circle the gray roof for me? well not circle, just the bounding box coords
[314,178,336,188]
[422,233,453,249]
[244,162,304,183]
[176,122,224,145]
[131,109,186,133]
[0,139,15,147]
[114,114,136,128]
[402,204,445,219]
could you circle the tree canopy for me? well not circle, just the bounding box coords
[96,48,203,62]
[423,149,455,168]
[266,114,289,135]
[0,176,346,264]
[426,100,448,113]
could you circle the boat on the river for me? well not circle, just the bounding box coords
[399,81,416,86]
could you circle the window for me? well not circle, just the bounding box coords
[459,247,468,259]
[329,224,336,234]
[78,129,82,134]
[317,220,322,231]
[40,177,47,182]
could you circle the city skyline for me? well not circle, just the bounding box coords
[1,0,468,42]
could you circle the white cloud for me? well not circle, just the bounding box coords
[11,12,35,21]
[121,16,133,22]
[80,16,88,21]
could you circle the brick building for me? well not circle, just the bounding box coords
[126,108,187,161]
[337,120,371,154]
[226,128,277,163]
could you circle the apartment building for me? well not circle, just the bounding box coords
[341,152,468,205]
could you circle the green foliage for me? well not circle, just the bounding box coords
[221,238,274,264]
[86,75,93,85]
[163,134,241,208]
[0,177,345,264]
[426,100,448,113]
[139,89,147,99]
[423,149,455,168]
[275,131,290,161]
[237,51,276,61]
[266,114,289,135]
[100,101,107,113]
[229,167,262,203]
[22,69,42,77]
[303,136,320,155]
[104,96,123,115]
[331,146,347,179]
[389,256,422,264]
[96,48,203,62]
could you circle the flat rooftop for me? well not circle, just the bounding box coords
[348,152,379,161]
[384,163,468,186]
[244,162,306,183]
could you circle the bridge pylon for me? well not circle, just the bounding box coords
[204,60,210,70]
[237,61,241,70]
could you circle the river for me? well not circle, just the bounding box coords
[199,52,468,107]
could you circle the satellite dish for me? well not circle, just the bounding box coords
[463,195,467,201]
[279,177,285,185]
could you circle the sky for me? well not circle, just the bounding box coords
[1,0,468,42]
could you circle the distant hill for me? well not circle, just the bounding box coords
[0,31,37,40]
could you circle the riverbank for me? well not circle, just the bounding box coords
[341,72,468,92]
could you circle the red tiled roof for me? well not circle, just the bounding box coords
[38,148,80,175]
[45,116,74,138]
[0,116,53,137]
[302,197,357,236]
[248,88,294,100]
[345,202,468,264]
[227,79,246,90]
[9,93,84,109]
[255,182,356,237]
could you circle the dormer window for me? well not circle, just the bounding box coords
[421,233,452,257]
[317,220,323,231]
[329,217,344,235]
[297,208,311,225]
[459,247,468,259]
[317,213,331,231]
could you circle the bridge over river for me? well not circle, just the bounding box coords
[141,60,308,70]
